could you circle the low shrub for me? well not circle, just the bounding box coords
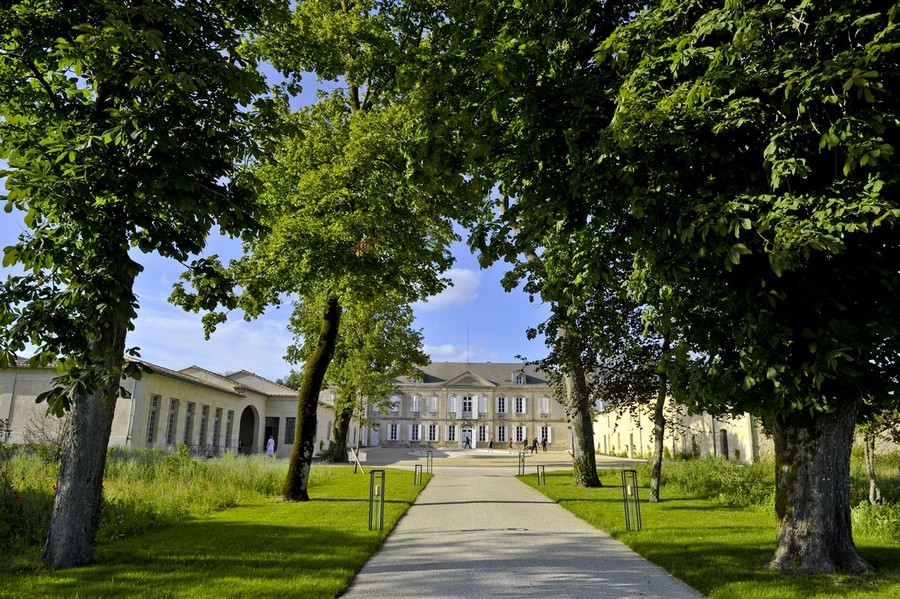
[633,458,773,507]
[0,445,312,559]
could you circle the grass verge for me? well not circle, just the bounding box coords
[0,466,428,599]
[521,468,900,599]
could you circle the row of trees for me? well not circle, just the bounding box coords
[2,0,898,577]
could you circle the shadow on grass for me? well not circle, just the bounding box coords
[4,511,382,598]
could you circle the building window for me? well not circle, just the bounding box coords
[410,424,421,442]
[514,397,526,414]
[199,405,209,446]
[462,396,473,414]
[284,417,296,445]
[496,426,507,443]
[225,410,234,448]
[478,425,488,443]
[496,397,507,413]
[146,395,160,446]
[390,395,400,412]
[388,423,399,441]
[165,398,179,447]
[183,402,195,446]
[411,395,420,413]
[428,424,438,442]
[540,396,550,415]
[212,407,222,448]
[540,425,552,443]
[515,372,525,384]
[429,395,438,413]
[515,425,527,443]
[446,424,457,442]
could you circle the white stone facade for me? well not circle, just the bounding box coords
[365,362,570,451]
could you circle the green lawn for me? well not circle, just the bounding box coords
[523,469,900,599]
[0,467,427,599]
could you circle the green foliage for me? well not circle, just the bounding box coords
[603,0,900,418]
[634,458,774,508]
[0,447,297,560]
[0,0,273,411]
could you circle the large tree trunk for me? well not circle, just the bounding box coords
[325,403,354,463]
[769,402,873,573]
[864,431,882,505]
[565,359,601,488]
[42,291,131,568]
[282,297,341,501]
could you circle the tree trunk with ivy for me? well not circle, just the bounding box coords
[283,297,341,501]
[565,359,601,488]
[769,402,873,573]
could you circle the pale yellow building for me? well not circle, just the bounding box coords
[0,358,331,459]
[366,362,570,450]
[592,399,773,463]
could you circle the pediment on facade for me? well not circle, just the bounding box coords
[442,371,496,388]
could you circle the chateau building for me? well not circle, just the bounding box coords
[367,362,570,450]
[0,358,331,459]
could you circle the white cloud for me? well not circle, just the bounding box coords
[128,306,295,382]
[415,268,482,311]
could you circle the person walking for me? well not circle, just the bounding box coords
[531,437,538,454]
[507,439,513,453]
[265,436,276,457]
[488,439,494,453]
[541,437,547,452]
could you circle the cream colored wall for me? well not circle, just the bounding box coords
[592,401,768,464]
[135,375,248,452]
[371,385,569,450]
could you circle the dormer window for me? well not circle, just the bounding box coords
[514,372,525,385]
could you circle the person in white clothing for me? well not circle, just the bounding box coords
[265,436,275,457]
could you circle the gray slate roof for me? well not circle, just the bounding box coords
[395,362,549,386]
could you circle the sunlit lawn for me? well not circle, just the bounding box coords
[0,467,428,599]
[523,469,900,599]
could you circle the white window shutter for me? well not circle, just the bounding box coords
[456,396,463,419]
[479,396,486,413]
[522,397,527,414]
[448,395,457,415]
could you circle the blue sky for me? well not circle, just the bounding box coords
[1,68,551,382]
[1,210,550,382]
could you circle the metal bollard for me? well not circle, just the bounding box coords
[426,450,433,474]
[621,469,642,531]
[518,452,526,476]
[537,464,546,486]
[369,469,386,531]
[414,464,423,485]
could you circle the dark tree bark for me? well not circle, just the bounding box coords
[864,432,883,505]
[649,337,671,503]
[566,358,602,488]
[769,402,873,573]
[282,297,341,501]
[324,403,354,463]
[42,283,132,568]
